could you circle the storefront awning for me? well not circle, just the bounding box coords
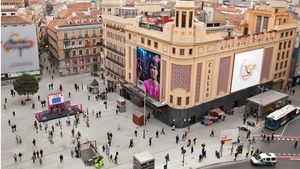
[246,90,288,107]
[123,83,167,108]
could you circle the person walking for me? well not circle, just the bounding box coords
[198,154,203,162]
[156,131,159,138]
[40,149,43,157]
[13,111,15,117]
[39,158,42,165]
[209,129,215,137]
[134,130,137,137]
[176,135,179,144]
[161,128,165,135]
[149,137,152,146]
[14,153,17,163]
[294,141,298,149]
[32,139,36,146]
[193,138,197,145]
[129,139,134,148]
[243,117,246,124]
[5,98,7,103]
[191,145,194,153]
[114,152,119,164]
[59,154,63,163]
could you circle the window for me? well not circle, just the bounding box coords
[73,51,76,56]
[64,33,68,39]
[275,8,278,13]
[79,50,82,55]
[93,48,96,54]
[72,41,75,46]
[279,18,282,25]
[170,95,173,103]
[288,40,291,48]
[154,42,158,48]
[180,49,184,55]
[2,13,6,16]
[283,41,286,49]
[274,74,277,79]
[189,49,193,55]
[281,33,284,38]
[186,97,190,105]
[64,41,69,48]
[182,11,186,28]
[277,53,280,60]
[263,17,269,31]
[72,32,75,38]
[79,41,82,45]
[279,42,282,50]
[278,72,282,78]
[78,31,82,37]
[64,51,70,58]
[176,11,179,27]
[255,16,262,33]
[282,51,285,59]
[147,39,151,46]
[93,39,96,45]
[128,33,131,40]
[129,73,131,80]
[177,97,181,106]
[85,31,88,37]
[284,60,287,68]
[286,51,289,58]
[189,11,193,28]
[280,61,283,69]
[283,71,286,76]
[93,30,96,36]
[172,48,176,54]
[290,31,293,36]
[141,37,145,44]
[275,63,278,70]
[283,19,286,23]
[285,32,289,37]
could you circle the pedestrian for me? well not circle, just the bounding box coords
[267,136,270,143]
[39,158,42,165]
[37,151,40,158]
[8,120,11,126]
[129,139,134,148]
[13,111,15,117]
[134,130,137,137]
[271,133,275,140]
[250,147,254,156]
[165,153,170,164]
[193,138,197,145]
[18,152,22,161]
[69,92,71,98]
[234,152,238,160]
[5,98,7,103]
[294,141,298,149]
[60,131,63,138]
[59,154,63,163]
[71,149,74,158]
[32,139,36,146]
[52,125,54,132]
[116,108,118,115]
[172,124,175,131]
[32,155,36,163]
[40,149,43,157]
[149,137,152,146]
[187,139,191,147]
[38,95,40,101]
[114,152,118,164]
[243,117,246,124]
[202,149,207,158]
[292,89,295,95]
[88,96,90,100]
[161,128,165,135]
[209,129,214,137]
[4,104,6,110]
[32,103,35,109]
[14,153,17,163]
[191,145,194,153]
[156,131,159,138]
[102,145,105,152]
[176,135,179,144]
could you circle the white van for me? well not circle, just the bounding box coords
[250,153,277,166]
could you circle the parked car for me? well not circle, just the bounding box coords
[238,124,254,132]
[250,153,277,166]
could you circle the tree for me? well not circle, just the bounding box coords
[13,74,39,100]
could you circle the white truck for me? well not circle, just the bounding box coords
[250,153,277,166]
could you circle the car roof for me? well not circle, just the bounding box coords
[260,153,276,158]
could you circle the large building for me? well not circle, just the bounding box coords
[121,0,296,127]
[47,9,104,76]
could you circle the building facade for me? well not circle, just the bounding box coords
[1,0,24,7]
[47,13,104,76]
[122,0,296,128]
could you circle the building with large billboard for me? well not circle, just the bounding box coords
[1,14,40,79]
[122,0,296,127]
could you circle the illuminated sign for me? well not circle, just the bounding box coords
[48,93,64,106]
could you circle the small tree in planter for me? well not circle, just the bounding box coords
[13,74,39,100]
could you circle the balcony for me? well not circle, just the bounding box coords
[63,36,69,41]
[85,34,89,38]
[106,67,125,79]
[106,56,125,67]
[106,46,125,56]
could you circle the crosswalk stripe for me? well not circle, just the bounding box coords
[293,154,297,156]
[288,153,292,155]
[287,138,290,140]
[283,153,286,155]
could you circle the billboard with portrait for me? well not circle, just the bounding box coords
[1,25,40,74]
[231,49,264,93]
[136,47,161,100]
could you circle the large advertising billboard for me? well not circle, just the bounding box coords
[231,49,264,93]
[1,25,40,74]
[136,47,161,100]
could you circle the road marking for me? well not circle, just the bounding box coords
[281,116,300,136]
[291,158,300,160]
[287,138,290,140]
[283,153,286,155]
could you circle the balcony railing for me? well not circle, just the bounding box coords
[106,46,125,56]
[63,36,69,40]
[106,56,125,67]
[106,67,125,79]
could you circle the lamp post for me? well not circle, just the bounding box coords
[143,89,146,139]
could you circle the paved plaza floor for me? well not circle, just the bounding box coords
[1,52,300,169]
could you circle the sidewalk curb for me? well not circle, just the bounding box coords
[200,158,249,168]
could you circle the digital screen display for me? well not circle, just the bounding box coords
[136,47,161,100]
[52,97,61,104]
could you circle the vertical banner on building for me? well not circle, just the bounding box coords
[1,24,40,74]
